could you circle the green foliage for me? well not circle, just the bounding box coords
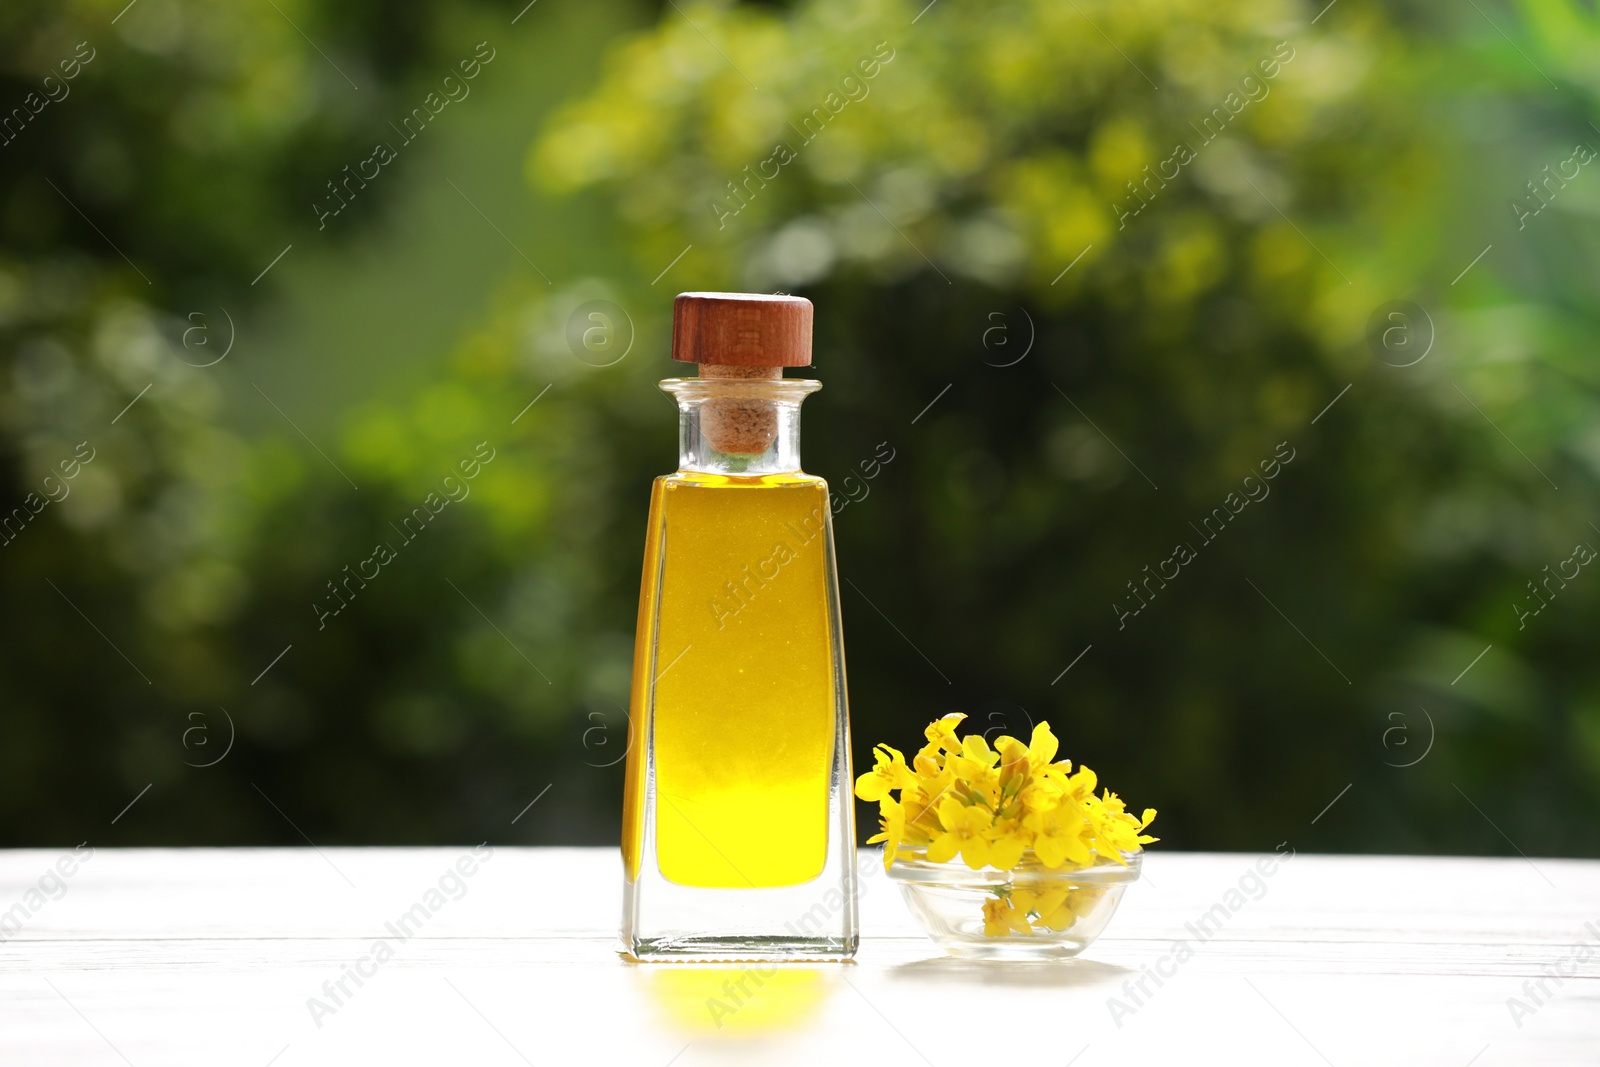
[520,0,1600,855]
[3,0,1599,857]
[0,0,545,841]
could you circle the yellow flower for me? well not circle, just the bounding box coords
[983,891,1037,936]
[858,716,1155,881]
[1019,777,1061,812]
[1065,764,1097,800]
[1027,721,1060,768]
[901,784,949,840]
[1007,890,1039,928]
[985,816,1030,871]
[1077,789,1159,861]
[912,760,957,805]
[951,733,1000,781]
[1028,808,1093,869]
[912,747,944,779]
[1006,886,1073,930]
[858,714,1157,935]
[1002,898,1035,934]
[918,713,966,765]
[1138,807,1160,845]
[981,896,1014,937]
[853,744,917,802]
[1030,887,1076,931]
[995,735,1030,794]
[865,797,906,872]
[925,712,966,746]
[928,797,992,869]
[960,770,1001,812]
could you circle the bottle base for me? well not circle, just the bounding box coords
[621,934,858,963]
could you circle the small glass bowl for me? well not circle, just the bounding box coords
[887,849,1142,961]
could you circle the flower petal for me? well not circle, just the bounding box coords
[1027,721,1059,767]
[936,796,968,832]
[926,833,960,865]
[988,835,1026,872]
[959,837,991,870]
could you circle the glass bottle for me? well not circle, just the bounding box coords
[620,293,858,962]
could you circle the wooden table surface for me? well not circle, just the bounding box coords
[2,847,1596,1065]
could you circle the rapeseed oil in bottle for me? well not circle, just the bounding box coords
[620,292,857,961]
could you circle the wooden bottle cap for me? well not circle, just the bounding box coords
[672,292,813,368]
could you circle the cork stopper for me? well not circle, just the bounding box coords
[671,292,813,369]
[672,293,812,455]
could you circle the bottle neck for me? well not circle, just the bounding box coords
[660,378,821,475]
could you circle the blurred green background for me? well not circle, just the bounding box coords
[3,0,1598,857]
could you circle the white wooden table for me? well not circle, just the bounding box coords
[2,848,1596,1065]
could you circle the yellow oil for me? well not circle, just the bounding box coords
[622,471,836,888]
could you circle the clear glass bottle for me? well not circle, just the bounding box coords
[620,294,857,962]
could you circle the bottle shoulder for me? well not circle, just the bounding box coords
[658,470,828,490]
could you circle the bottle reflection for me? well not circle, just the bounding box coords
[643,965,833,1034]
